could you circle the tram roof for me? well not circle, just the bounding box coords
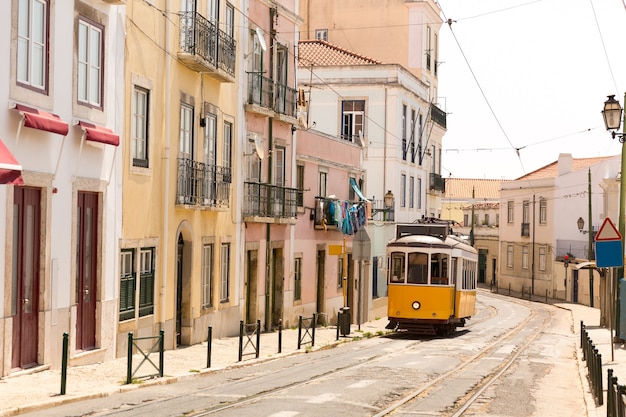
[388,234,477,253]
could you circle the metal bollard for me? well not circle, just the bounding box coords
[159,329,164,378]
[298,316,303,350]
[256,320,261,359]
[238,321,244,362]
[207,326,213,368]
[312,313,317,347]
[60,332,69,395]
[278,320,282,354]
[126,332,133,384]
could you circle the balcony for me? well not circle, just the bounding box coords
[429,173,445,193]
[243,182,300,223]
[176,158,231,208]
[430,103,446,129]
[246,73,298,119]
[521,222,530,237]
[313,197,394,229]
[178,11,236,82]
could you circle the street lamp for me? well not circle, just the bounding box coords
[602,94,626,342]
[577,217,587,234]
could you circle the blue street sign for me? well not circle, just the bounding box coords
[595,240,623,268]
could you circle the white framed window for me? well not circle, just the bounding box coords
[539,246,546,271]
[410,108,416,163]
[132,86,149,167]
[319,171,327,197]
[223,121,232,170]
[180,103,194,159]
[138,248,155,317]
[17,0,47,90]
[78,18,103,107]
[539,198,547,224]
[409,176,415,208]
[119,250,135,321]
[402,105,407,161]
[220,243,230,302]
[507,245,513,268]
[315,29,328,41]
[523,200,530,223]
[225,3,234,38]
[202,244,214,308]
[341,100,365,142]
[400,174,406,207]
[273,146,285,186]
[522,246,529,270]
[294,257,302,301]
[507,201,514,223]
[417,177,422,209]
[204,113,216,165]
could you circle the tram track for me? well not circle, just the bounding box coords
[376,292,554,416]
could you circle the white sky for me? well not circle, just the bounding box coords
[437,0,626,180]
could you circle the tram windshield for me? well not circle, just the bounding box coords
[430,253,449,285]
[407,253,428,284]
[389,252,405,283]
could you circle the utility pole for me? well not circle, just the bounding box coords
[588,168,594,307]
[470,187,475,246]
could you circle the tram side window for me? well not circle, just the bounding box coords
[450,258,457,285]
[390,252,406,283]
[408,253,428,284]
[431,253,449,285]
[462,259,477,289]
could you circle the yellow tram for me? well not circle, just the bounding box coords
[386,220,477,335]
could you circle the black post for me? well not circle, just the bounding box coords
[278,320,282,353]
[312,313,317,347]
[336,312,340,341]
[256,320,261,358]
[159,329,164,378]
[297,316,303,350]
[206,326,212,368]
[238,321,244,362]
[126,332,133,384]
[60,332,69,395]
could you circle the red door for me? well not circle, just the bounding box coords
[12,187,41,370]
[76,191,98,351]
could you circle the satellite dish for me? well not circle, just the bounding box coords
[253,133,265,159]
[255,27,267,52]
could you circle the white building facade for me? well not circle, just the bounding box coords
[0,0,124,375]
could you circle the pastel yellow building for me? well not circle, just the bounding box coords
[119,0,241,355]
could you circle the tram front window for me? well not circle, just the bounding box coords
[431,253,449,285]
[408,253,428,284]
[390,253,405,283]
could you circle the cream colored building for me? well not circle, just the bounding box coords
[499,153,620,307]
[119,0,241,355]
[299,0,446,219]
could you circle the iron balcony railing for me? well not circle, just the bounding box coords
[176,158,231,208]
[179,11,236,77]
[246,72,297,118]
[430,103,446,129]
[243,182,300,219]
[429,172,445,193]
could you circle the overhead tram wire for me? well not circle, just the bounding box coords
[440,13,526,177]
[589,0,621,96]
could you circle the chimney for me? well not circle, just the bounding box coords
[558,153,573,176]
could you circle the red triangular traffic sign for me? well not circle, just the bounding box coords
[595,217,622,241]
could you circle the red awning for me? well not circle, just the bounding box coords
[77,121,120,146]
[0,139,23,185]
[14,103,69,136]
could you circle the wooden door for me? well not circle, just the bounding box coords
[11,187,41,369]
[76,191,98,351]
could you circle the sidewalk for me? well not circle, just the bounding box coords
[0,318,389,417]
[0,289,621,417]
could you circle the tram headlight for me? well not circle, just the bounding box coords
[412,301,421,310]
